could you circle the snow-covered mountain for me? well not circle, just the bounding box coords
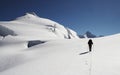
[0,13,79,40]
[79,31,97,38]
[0,13,120,75]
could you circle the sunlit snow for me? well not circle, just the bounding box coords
[0,13,120,75]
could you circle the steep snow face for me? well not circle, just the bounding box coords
[0,13,79,40]
[0,25,17,38]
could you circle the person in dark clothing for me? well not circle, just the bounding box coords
[88,39,93,52]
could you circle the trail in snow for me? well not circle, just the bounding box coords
[79,51,90,55]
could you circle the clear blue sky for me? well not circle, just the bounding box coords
[0,0,120,36]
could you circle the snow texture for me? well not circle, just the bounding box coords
[0,13,120,75]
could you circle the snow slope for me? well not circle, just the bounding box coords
[0,13,79,40]
[92,34,120,75]
[0,13,120,75]
[0,39,89,75]
[0,33,120,75]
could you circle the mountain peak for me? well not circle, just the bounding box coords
[84,31,96,38]
[85,31,91,34]
[79,31,97,38]
[26,12,38,16]
[15,12,39,21]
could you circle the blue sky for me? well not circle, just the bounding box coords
[0,0,120,36]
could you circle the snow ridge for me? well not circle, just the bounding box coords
[0,13,79,40]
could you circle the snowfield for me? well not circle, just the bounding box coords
[0,13,120,75]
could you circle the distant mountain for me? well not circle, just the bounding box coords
[79,31,97,38]
[84,31,97,38]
